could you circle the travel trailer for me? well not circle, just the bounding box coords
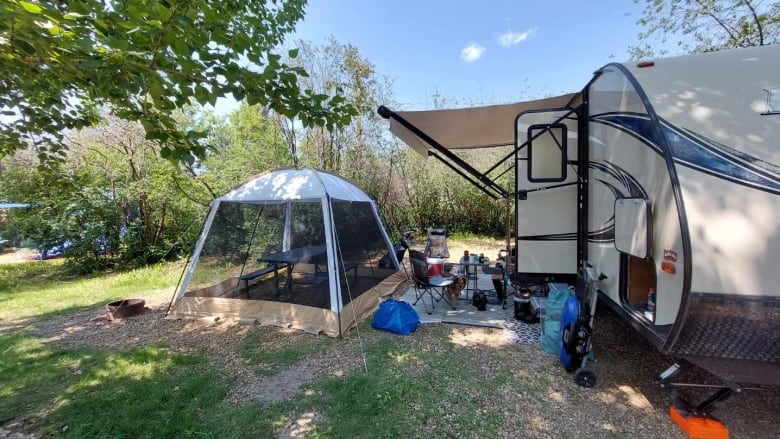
[378,44,779,412]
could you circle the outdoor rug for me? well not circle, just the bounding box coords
[397,287,542,345]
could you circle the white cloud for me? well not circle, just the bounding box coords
[496,29,535,48]
[460,43,485,62]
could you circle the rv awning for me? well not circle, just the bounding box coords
[381,93,579,156]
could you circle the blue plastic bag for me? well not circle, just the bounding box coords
[541,285,573,354]
[545,285,573,321]
[371,299,421,336]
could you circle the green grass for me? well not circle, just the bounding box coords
[0,247,537,438]
[305,337,507,438]
[0,260,183,323]
[0,333,291,438]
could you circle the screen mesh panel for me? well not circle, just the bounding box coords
[331,201,397,306]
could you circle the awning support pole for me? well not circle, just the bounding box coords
[378,105,509,198]
[428,151,498,199]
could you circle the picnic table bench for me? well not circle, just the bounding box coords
[293,261,360,300]
[239,264,289,297]
[311,260,359,281]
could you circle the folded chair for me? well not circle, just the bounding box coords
[409,250,454,315]
[423,228,449,259]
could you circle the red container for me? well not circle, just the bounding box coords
[427,258,444,276]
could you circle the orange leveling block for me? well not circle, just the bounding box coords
[669,405,729,439]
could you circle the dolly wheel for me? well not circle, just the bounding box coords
[574,368,597,388]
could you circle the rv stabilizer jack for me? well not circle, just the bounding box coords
[658,362,740,416]
[659,363,733,439]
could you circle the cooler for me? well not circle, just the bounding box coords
[530,296,547,319]
[427,257,444,276]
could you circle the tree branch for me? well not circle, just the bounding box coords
[743,0,765,45]
[694,0,741,44]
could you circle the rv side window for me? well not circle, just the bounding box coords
[527,124,567,182]
[763,87,779,115]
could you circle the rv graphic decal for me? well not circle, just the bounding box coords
[515,232,577,241]
[518,160,648,243]
[588,161,649,244]
[593,113,780,195]
[591,112,664,155]
[589,161,648,199]
[663,123,780,195]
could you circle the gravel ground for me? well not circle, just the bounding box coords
[25,299,780,439]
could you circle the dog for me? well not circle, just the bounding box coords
[445,275,467,307]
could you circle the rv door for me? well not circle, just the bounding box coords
[515,108,579,281]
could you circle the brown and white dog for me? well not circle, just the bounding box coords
[445,275,468,307]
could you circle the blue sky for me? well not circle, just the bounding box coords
[292,0,649,110]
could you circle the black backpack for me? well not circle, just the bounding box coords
[472,292,488,311]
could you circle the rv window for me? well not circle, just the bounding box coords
[527,123,567,182]
[763,87,779,115]
[614,198,652,259]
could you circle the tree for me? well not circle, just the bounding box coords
[0,0,356,165]
[631,0,780,57]
[272,39,398,191]
[194,103,291,198]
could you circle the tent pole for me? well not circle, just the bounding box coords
[239,206,265,280]
[168,200,221,309]
[283,201,292,252]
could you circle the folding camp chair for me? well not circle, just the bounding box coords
[409,250,454,314]
[423,227,449,258]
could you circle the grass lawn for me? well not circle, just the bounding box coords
[0,256,520,438]
[0,260,183,324]
[0,241,524,439]
[1,247,775,439]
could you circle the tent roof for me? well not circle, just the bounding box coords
[218,168,373,203]
[387,93,579,155]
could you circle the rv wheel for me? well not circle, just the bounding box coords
[574,368,597,388]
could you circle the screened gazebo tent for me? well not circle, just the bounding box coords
[166,168,408,337]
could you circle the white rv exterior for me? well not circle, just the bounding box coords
[514,45,779,384]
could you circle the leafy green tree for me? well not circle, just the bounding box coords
[0,0,355,165]
[0,102,291,272]
[195,104,292,197]
[631,0,780,57]
[0,116,194,271]
[274,39,399,197]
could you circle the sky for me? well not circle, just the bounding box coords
[292,0,650,109]
[216,0,653,114]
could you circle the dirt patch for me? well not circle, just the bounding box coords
[0,249,40,265]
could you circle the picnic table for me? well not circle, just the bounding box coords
[257,245,327,296]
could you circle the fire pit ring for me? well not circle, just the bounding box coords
[106,299,146,320]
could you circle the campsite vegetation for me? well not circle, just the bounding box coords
[0,0,355,164]
[0,260,180,322]
[3,1,776,274]
[0,259,526,438]
[631,0,780,57]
